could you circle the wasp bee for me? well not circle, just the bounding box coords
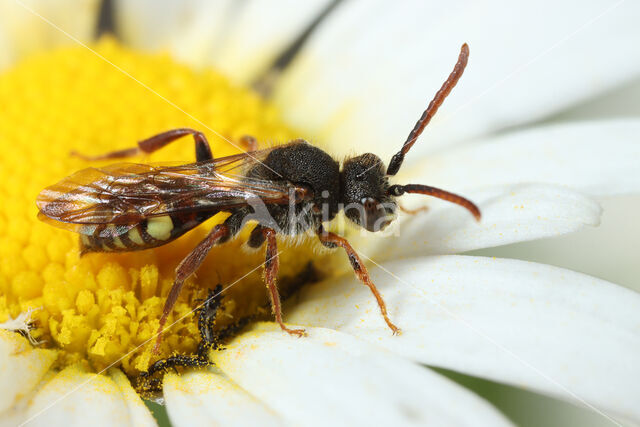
[37,44,479,352]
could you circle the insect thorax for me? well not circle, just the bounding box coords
[245,141,342,233]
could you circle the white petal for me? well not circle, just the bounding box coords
[274,0,640,159]
[23,365,154,427]
[404,120,640,197]
[115,0,333,83]
[0,308,42,345]
[287,256,640,424]
[213,324,512,426]
[351,183,601,258]
[0,0,100,69]
[209,0,335,85]
[109,369,157,427]
[115,0,229,61]
[0,29,12,69]
[0,331,56,416]
[164,370,282,426]
[546,78,640,121]
[470,195,640,292]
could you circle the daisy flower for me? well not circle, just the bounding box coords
[1,1,639,426]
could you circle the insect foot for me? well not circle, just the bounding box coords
[282,326,307,337]
[136,286,226,395]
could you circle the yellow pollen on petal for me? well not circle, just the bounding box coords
[0,37,338,378]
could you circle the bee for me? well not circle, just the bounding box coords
[37,44,479,352]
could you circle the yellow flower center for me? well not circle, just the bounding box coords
[0,37,335,377]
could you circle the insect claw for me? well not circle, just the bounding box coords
[282,326,307,337]
[385,318,401,336]
[293,329,308,338]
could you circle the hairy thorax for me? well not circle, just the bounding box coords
[245,141,341,234]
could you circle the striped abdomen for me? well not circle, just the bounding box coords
[79,211,216,253]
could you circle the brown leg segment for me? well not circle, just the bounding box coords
[261,227,306,337]
[239,135,259,152]
[72,128,213,162]
[317,227,400,335]
[153,224,231,353]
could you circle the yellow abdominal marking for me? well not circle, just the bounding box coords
[128,227,145,245]
[80,234,91,247]
[0,38,338,377]
[146,216,173,241]
[111,236,127,249]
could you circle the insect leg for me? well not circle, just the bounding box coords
[72,128,213,162]
[153,224,229,353]
[239,135,259,152]
[198,286,223,344]
[153,210,246,353]
[138,287,255,394]
[397,202,429,215]
[141,353,210,380]
[259,225,306,337]
[317,226,400,335]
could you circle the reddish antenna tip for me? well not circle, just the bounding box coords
[386,43,470,176]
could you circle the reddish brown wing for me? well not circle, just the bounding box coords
[37,146,301,233]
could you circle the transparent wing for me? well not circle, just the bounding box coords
[37,145,306,231]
